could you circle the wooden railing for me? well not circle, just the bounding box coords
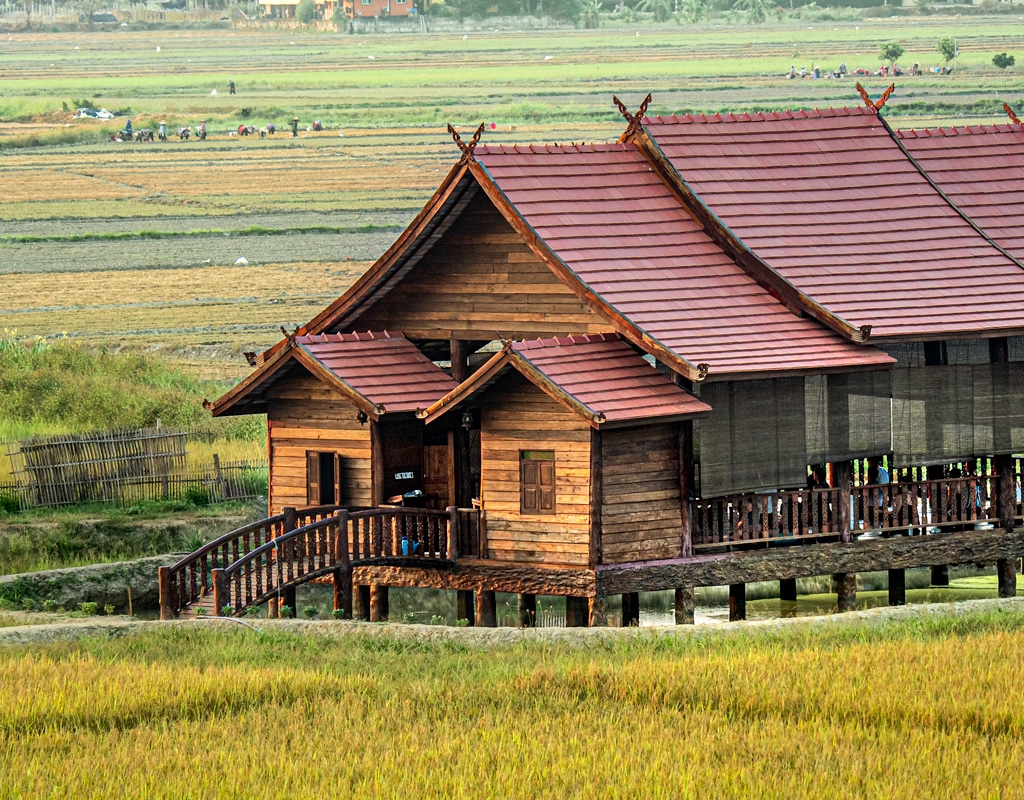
[160,505,480,618]
[693,475,1006,550]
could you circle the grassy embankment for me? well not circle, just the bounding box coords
[2,606,1024,797]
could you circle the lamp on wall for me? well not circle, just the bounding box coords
[461,409,473,430]
[356,410,368,426]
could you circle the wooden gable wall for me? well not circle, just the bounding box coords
[349,199,611,341]
[478,372,592,567]
[600,423,683,564]
[266,372,372,514]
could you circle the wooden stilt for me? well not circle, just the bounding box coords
[834,572,857,612]
[333,568,352,619]
[589,596,608,627]
[888,568,906,606]
[158,566,172,620]
[354,585,370,621]
[780,578,798,602]
[476,590,497,627]
[728,583,746,621]
[282,586,297,616]
[267,597,279,619]
[674,587,694,625]
[931,565,949,587]
[997,558,1017,599]
[518,593,536,627]
[369,585,389,622]
[995,454,1016,534]
[621,592,640,627]
[457,590,476,626]
[565,596,589,627]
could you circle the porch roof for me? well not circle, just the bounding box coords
[474,142,893,379]
[419,333,711,428]
[641,107,1024,341]
[206,331,457,418]
[897,122,1024,261]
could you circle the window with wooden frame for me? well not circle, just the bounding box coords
[306,451,345,506]
[520,450,555,515]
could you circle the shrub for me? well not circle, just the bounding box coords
[296,0,315,22]
[184,487,210,507]
[0,494,20,514]
[103,604,115,615]
[245,606,260,618]
[78,601,99,615]
[279,604,294,618]
[430,615,445,625]
[993,52,1015,69]
[220,604,233,616]
[42,600,60,613]
[455,618,470,627]
[332,608,345,620]
[22,598,36,611]
[194,606,207,616]
[302,605,318,619]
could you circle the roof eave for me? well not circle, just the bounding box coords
[204,340,298,417]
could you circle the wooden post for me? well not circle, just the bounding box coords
[333,569,352,619]
[565,596,589,627]
[780,578,797,602]
[621,592,640,627]
[267,597,279,619]
[834,572,856,612]
[212,568,226,616]
[995,453,1016,533]
[729,583,746,621]
[447,505,459,561]
[589,428,603,569]
[930,565,949,587]
[354,585,370,621]
[589,596,608,627]
[835,461,852,543]
[370,421,385,506]
[369,585,389,622]
[674,587,694,625]
[450,339,469,382]
[679,421,694,558]
[213,453,227,501]
[282,586,297,615]
[888,568,906,606]
[476,590,497,627]
[283,506,297,533]
[997,558,1017,598]
[518,593,536,628]
[158,566,173,620]
[457,590,475,625]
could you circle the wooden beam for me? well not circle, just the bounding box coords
[589,428,603,569]
[354,584,370,620]
[369,584,389,622]
[370,420,385,506]
[595,529,1024,596]
[352,561,595,596]
[995,453,1016,535]
[450,339,469,382]
[565,596,589,627]
[333,568,353,619]
[158,566,172,620]
[679,421,694,558]
[998,558,1017,598]
[589,596,608,627]
[834,461,852,543]
[457,590,476,625]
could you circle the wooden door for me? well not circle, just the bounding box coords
[422,444,454,509]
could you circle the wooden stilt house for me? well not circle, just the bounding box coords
[160,98,1024,626]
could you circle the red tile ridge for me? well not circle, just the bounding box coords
[295,330,403,344]
[895,122,1022,138]
[645,105,873,126]
[514,332,621,351]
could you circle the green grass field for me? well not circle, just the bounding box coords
[2,606,1024,797]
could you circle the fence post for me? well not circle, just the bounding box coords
[447,506,459,561]
[213,453,227,502]
[212,568,227,616]
[158,566,173,620]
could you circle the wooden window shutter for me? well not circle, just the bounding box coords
[520,451,555,515]
[306,451,320,506]
[334,453,344,506]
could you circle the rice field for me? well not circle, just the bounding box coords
[2,605,1024,798]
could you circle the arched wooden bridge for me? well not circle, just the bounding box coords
[158,505,482,619]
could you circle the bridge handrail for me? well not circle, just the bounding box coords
[168,514,286,572]
[222,514,344,579]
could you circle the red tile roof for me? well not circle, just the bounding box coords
[643,107,1024,340]
[897,123,1024,261]
[295,332,459,413]
[475,142,892,377]
[511,333,710,423]
[420,333,710,427]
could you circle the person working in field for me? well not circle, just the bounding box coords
[228,79,236,95]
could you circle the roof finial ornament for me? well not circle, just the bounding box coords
[613,93,653,142]
[855,82,895,111]
[1003,103,1022,125]
[280,325,298,345]
[447,122,486,164]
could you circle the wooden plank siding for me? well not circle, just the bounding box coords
[479,372,592,567]
[352,200,611,341]
[600,423,684,564]
[266,373,372,514]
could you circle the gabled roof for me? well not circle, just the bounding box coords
[419,333,711,428]
[641,106,1024,341]
[897,122,1024,261]
[474,143,893,378]
[206,331,457,418]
